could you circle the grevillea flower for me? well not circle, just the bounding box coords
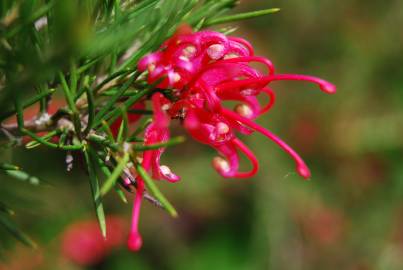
[127,28,336,251]
[61,216,126,266]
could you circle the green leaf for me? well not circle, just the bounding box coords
[13,92,25,131]
[114,186,128,204]
[70,62,78,97]
[58,130,69,147]
[58,72,77,114]
[100,78,161,128]
[99,88,152,128]
[84,86,95,135]
[90,150,127,204]
[118,0,197,70]
[25,130,61,149]
[101,120,116,143]
[0,213,37,248]
[132,136,185,151]
[0,202,15,216]
[4,169,40,185]
[0,163,20,171]
[0,88,55,121]
[128,117,153,140]
[116,107,129,144]
[83,1,159,57]
[4,1,54,39]
[100,152,130,196]
[59,72,82,135]
[136,164,177,218]
[83,146,107,238]
[93,73,137,127]
[21,128,82,151]
[37,84,49,114]
[87,133,120,151]
[92,69,134,96]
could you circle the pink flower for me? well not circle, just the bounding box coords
[61,216,126,266]
[128,29,336,251]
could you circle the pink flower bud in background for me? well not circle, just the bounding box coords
[61,216,126,266]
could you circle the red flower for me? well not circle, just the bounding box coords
[127,29,336,251]
[61,216,126,266]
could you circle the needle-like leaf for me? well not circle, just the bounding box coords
[0,214,37,248]
[83,146,107,238]
[136,164,178,218]
[100,152,130,196]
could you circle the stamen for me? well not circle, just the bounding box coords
[234,104,253,118]
[148,63,155,72]
[179,55,190,62]
[212,156,231,174]
[161,103,171,111]
[159,165,180,182]
[123,177,131,186]
[224,53,239,59]
[172,72,181,83]
[207,44,225,60]
[183,45,196,58]
[240,88,259,96]
[160,165,170,175]
[216,122,230,134]
[222,108,311,179]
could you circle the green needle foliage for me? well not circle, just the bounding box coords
[0,0,279,247]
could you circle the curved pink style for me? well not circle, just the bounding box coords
[232,138,259,178]
[221,108,311,179]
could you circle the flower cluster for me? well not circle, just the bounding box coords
[127,28,336,251]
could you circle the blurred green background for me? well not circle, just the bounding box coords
[1,0,403,269]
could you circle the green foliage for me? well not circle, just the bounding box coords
[0,0,279,248]
[0,213,37,248]
[83,145,107,238]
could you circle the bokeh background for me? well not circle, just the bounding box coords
[1,0,403,269]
